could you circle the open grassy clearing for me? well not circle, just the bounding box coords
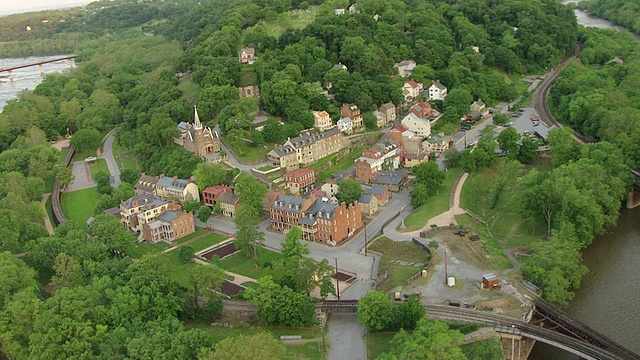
[218,247,283,280]
[431,121,459,136]
[112,141,138,172]
[173,228,207,244]
[369,236,430,292]
[310,145,367,181]
[125,240,171,259]
[366,332,395,360]
[222,135,270,163]
[453,214,512,270]
[402,167,463,232]
[186,319,323,359]
[460,162,543,248]
[60,187,101,224]
[90,158,109,178]
[240,66,258,87]
[257,6,318,38]
[177,73,201,105]
[189,233,228,252]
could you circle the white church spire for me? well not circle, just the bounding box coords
[194,105,203,130]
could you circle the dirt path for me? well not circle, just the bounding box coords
[163,231,213,253]
[40,193,54,236]
[412,172,470,232]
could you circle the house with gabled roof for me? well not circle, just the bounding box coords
[402,80,423,103]
[267,128,347,171]
[313,110,333,132]
[379,102,397,124]
[428,80,448,101]
[393,59,416,77]
[142,210,195,243]
[341,103,363,129]
[239,47,256,64]
[402,112,431,138]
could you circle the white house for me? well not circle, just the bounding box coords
[337,117,353,134]
[313,110,333,132]
[428,80,448,101]
[402,79,423,103]
[373,111,386,128]
[401,112,431,138]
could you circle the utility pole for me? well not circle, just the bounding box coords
[335,258,340,301]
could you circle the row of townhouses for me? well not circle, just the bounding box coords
[267,127,348,171]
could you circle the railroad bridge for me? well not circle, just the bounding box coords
[0,55,77,80]
[316,299,639,360]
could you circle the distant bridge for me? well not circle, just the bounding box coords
[0,55,77,80]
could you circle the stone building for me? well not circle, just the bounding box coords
[175,106,220,161]
[267,128,347,171]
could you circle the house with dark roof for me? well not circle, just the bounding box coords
[202,185,233,207]
[285,168,316,195]
[378,101,397,124]
[363,186,390,206]
[218,192,239,218]
[359,193,378,217]
[134,173,159,195]
[267,128,347,171]
[155,175,200,202]
[428,80,448,101]
[393,59,416,77]
[373,170,408,192]
[119,194,181,233]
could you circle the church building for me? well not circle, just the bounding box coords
[175,106,220,161]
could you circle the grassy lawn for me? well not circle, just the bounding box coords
[402,167,463,232]
[258,6,318,38]
[174,228,207,244]
[125,240,171,259]
[460,162,543,248]
[186,319,323,358]
[163,249,216,288]
[219,247,283,280]
[60,187,101,224]
[365,332,395,359]
[311,145,367,181]
[368,237,430,292]
[432,121,459,136]
[222,135,270,163]
[240,66,258,87]
[189,233,228,252]
[455,214,512,270]
[112,141,138,172]
[90,159,109,178]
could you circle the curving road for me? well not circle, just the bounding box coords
[101,129,121,187]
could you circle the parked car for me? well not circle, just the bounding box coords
[505,121,514,127]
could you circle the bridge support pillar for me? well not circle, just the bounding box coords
[38,64,44,76]
[627,191,640,209]
[67,58,74,69]
[7,70,12,81]
[500,334,535,360]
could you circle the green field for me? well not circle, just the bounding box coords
[365,332,395,360]
[222,135,270,163]
[177,74,201,105]
[368,236,430,292]
[189,233,228,252]
[186,319,323,359]
[112,141,139,172]
[60,187,101,224]
[455,214,512,270]
[90,159,109,178]
[402,167,463,232]
[174,228,207,244]
[125,240,171,259]
[311,145,367,181]
[240,66,258,87]
[258,6,318,38]
[460,163,543,248]
[219,247,283,280]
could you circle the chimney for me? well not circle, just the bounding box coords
[159,173,165,178]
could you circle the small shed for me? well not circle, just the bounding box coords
[482,273,499,289]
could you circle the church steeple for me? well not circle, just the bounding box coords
[194,105,203,130]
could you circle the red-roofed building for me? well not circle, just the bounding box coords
[409,101,432,118]
[285,168,316,195]
[388,125,409,146]
[402,80,424,103]
[202,185,233,207]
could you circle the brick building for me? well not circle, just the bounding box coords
[340,103,363,129]
[142,210,195,243]
[285,168,316,195]
[202,185,233,207]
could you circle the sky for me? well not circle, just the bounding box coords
[0,0,92,16]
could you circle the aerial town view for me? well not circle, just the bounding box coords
[0,0,639,359]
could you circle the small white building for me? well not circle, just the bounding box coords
[337,117,353,134]
[428,80,448,101]
[401,113,432,138]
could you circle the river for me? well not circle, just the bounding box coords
[0,54,75,111]
[529,2,640,359]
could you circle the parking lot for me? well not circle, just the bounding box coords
[498,107,552,140]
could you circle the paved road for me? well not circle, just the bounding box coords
[327,313,367,360]
[67,161,95,192]
[101,130,121,187]
[215,125,268,172]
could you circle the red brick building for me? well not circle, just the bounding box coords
[270,194,362,245]
[388,125,409,147]
[284,168,316,195]
[340,103,363,129]
[142,210,195,243]
[202,185,233,207]
[355,158,377,183]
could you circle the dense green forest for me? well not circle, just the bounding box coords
[549,27,640,168]
[0,0,621,357]
[581,0,640,34]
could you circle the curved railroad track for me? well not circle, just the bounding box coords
[51,147,75,225]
